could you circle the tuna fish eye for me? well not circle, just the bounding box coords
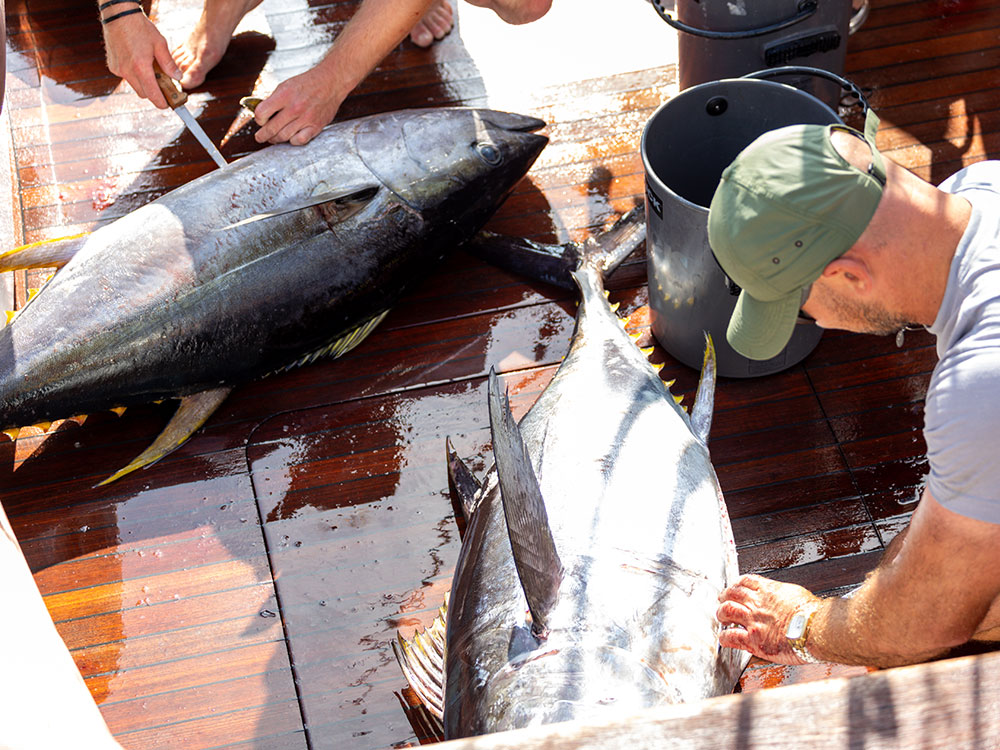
[476,142,503,166]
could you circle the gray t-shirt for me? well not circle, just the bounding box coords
[926,161,1000,524]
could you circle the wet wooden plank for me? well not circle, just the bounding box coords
[430,650,1000,750]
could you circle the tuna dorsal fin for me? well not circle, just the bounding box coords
[446,437,481,540]
[95,386,232,486]
[487,368,563,634]
[689,333,717,445]
[221,184,379,230]
[0,233,90,273]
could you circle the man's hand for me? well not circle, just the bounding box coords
[251,67,346,146]
[101,11,182,109]
[717,574,822,665]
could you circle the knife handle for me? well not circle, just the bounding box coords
[152,61,188,109]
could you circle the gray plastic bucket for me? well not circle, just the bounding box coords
[642,73,846,377]
[651,0,859,107]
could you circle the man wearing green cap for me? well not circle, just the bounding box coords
[710,118,1000,668]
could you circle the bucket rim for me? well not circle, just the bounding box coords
[640,76,842,211]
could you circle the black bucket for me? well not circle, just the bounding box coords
[641,68,868,378]
[651,0,865,107]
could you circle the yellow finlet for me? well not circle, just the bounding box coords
[639,345,655,356]
[110,406,127,417]
[609,301,621,313]
[3,427,20,441]
[664,378,676,388]
[26,288,39,301]
[4,311,14,325]
[32,421,52,432]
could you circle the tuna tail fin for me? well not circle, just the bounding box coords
[95,386,231,486]
[487,368,563,634]
[586,206,647,278]
[446,437,481,540]
[0,233,90,272]
[689,334,717,445]
[466,207,645,289]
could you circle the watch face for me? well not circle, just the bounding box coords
[786,613,807,640]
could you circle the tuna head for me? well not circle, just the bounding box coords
[355,108,547,235]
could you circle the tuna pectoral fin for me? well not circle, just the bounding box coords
[467,207,646,289]
[446,437,481,538]
[0,233,90,272]
[96,387,232,486]
[221,184,379,230]
[689,334,717,445]
[466,232,580,290]
[487,368,563,633]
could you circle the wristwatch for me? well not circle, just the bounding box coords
[785,604,822,664]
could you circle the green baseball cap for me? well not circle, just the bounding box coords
[707,114,885,361]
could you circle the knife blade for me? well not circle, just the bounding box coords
[153,63,228,169]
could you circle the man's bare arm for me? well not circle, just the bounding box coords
[812,490,1000,666]
[253,0,438,146]
[718,490,1000,668]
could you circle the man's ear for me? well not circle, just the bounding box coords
[822,256,872,293]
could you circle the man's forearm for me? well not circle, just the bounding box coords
[808,579,955,668]
[314,0,435,103]
[718,492,1000,668]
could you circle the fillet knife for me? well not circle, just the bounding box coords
[153,63,228,169]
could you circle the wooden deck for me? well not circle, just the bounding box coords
[2,0,999,747]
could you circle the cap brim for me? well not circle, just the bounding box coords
[727,289,802,361]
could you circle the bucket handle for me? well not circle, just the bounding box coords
[741,65,871,114]
[650,0,817,40]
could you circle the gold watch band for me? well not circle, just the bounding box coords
[785,604,822,664]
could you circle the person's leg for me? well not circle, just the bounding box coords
[176,0,456,89]
[173,0,266,89]
[463,0,552,24]
[0,503,124,749]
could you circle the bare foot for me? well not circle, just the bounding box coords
[173,0,264,89]
[409,0,453,47]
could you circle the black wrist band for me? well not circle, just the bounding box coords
[101,6,143,23]
[98,0,139,10]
